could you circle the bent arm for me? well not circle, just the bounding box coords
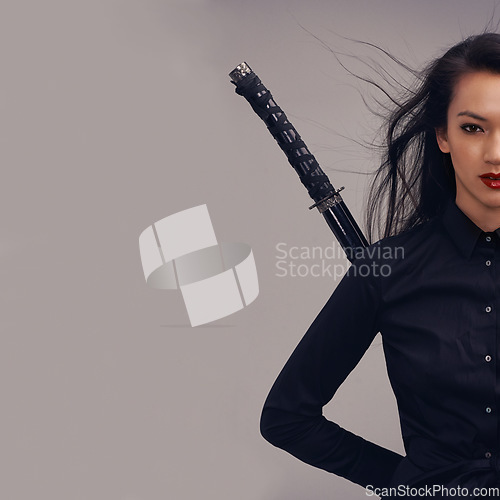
[260,263,403,489]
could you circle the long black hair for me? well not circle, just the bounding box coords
[367,32,500,242]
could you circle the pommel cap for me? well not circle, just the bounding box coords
[229,62,253,83]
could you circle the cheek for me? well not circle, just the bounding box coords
[448,140,478,165]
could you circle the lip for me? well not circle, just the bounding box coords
[480,175,500,189]
[480,172,500,179]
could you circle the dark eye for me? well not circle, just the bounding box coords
[461,124,483,133]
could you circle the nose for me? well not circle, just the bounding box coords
[484,132,500,165]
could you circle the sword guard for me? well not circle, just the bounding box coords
[308,187,345,212]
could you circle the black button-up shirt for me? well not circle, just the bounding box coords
[261,200,500,491]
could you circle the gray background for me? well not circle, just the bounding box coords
[1,1,496,499]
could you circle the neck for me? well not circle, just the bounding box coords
[455,196,500,232]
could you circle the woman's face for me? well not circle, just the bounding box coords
[436,71,500,226]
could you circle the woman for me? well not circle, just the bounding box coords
[260,33,500,498]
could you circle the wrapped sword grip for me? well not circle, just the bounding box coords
[229,62,368,262]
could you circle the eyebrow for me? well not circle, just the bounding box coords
[457,111,487,121]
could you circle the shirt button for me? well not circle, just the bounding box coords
[486,355,492,362]
[486,407,492,413]
[486,306,492,313]
[486,260,492,266]
[486,451,492,458]
[486,236,492,242]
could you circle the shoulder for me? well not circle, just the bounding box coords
[346,217,441,278]
[353,217,438,260]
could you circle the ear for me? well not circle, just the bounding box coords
[435,127,450,153]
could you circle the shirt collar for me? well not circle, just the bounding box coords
[440,200,492,259]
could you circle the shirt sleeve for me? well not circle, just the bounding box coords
[260,258,404,489]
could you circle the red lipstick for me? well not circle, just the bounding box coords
[480,172,500,189]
